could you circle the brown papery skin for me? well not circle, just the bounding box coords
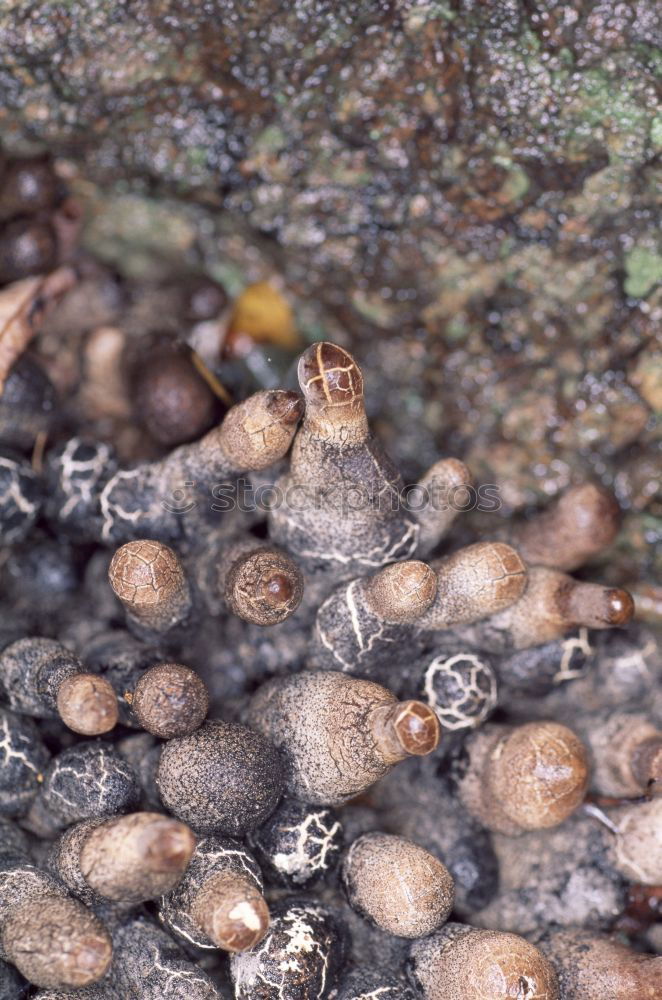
[247,672,440,806]
[224,546,304,626]
[537,928,662,1000]
[369,700,441,764]
[57,674,119,736]
[1,897,112,989]
[297,342,367,441]
[342,832,454,938]
[79,812,196,902]
[474,567,635,651]
[418,542,527,630]
[190,871,270,952]
[217,389,303,471]
[362,560,437,624]
[132,663,209,739]
[459,721,589,835]
[507,483,621,572]
[410,924,559,1000]
[108,539,191,632]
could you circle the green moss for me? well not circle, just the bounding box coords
[624,247,662,298]
[566,68,653,164]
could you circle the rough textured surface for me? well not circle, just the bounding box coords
[159,834,264,951]
[0,708,50,817]
[156,720,284,835]
[0,896,112,991]
[0,864,112,991]
[308,562,437,677]
[53,812,196,905]
[2,2,657,592]
[342,832,454,938]
[247,672,406,805]
[408,923,559,1000]
[111,916,223,999]
[230,898,345,999]
[535,927,662,1000]
[250,798,343,888]
[270,342,419,580]
[333,966,418,999]
[132,662,209,738]
[506,625,662,726]
[0,638,80,717]
[32,740,139,831]
[108,539,192,634]
[457,721,589,835]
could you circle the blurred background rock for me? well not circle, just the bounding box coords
[1,0,659,608]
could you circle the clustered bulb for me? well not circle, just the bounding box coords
[418,541,528,630]
[0,818,112,990]
[155,719,284,835]
[341,832,455,938]
[108,916,225,999]
[130,661,209,739]
[246,670,441,804]
[419,643,498,731]
[0,312,652,999]
[411,456,474,558]
[0,637,118,736]
[269,342,420,577]
[108,539,192,637]
[50,811,196,904]
[159,835,270,952]
[77,629,209,737]
[408,923,560,1000]
[457,720,590,835]
[536,927,662,999]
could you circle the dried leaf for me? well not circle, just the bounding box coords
[0,267,76,394]
[226,281,300,356]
